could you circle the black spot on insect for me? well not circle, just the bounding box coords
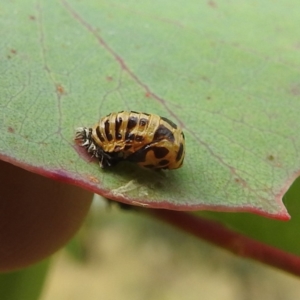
[127,116,138,130]
[161,117,177,129]
[176,143,184,161]
[96,126,105,142]
[181,132,185,139]
[115,116,123,140]
[124,145,132,151]
[152,146,169,159]
[135,135,144,142]
[126,145,151,163]
[104,120,113,141]
[139,118,148,126]
[153,125,175,143]
[125,132,135,141]
[130,110,139,114]
[159,159,169,166]
[142,112,150,116]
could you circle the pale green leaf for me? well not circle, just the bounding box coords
[1,0,300,219]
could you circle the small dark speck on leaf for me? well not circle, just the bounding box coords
[145,92,151,98]
[10,49,17,54]
[56,84,65,95]
[106,76,113,81]
[29,15,36,20]
[208,0,217,8]
[290,85,300,96]
[207,96,212,100]
[234,177,247,187]
[8,127,14,133]
[267,154,275,161]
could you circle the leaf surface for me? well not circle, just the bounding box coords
[1,0,300,218]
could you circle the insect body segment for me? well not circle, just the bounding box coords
[76,111,185,170]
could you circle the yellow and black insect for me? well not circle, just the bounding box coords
[76,111,185,170]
